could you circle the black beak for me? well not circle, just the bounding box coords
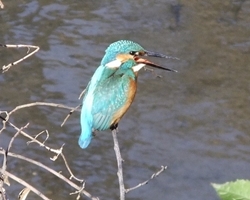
[135,50,178,72]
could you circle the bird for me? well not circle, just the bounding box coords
[79,40,177,149]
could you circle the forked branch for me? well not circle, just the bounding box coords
[1,44,39,73]
[112,129,168,200]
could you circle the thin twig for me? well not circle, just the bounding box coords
[4,123,29,185]
[125,165,168,193]
[0,151,98,200]
[0,0,4,9]
[0,149,7,200]
[1,115,83,183]
[112,129,125,200]
[78,89,86,100]
[0,100,80,128]
[30,130,50,145]
[6,119,61,154]
[7,123,29,153]
[60,152,84,182]
[18,188,31,200]
[4,170,50,200]
[61,103,81,127]
[69,182,87,200]
[8,102,78,117]
[0,124,28,199]
[0,150,7,184]
[6,101,79,130]
[0,111,8,134]
[0,44,39,73]
[0,186,6,200]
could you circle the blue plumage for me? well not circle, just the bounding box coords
[79,40,176,149]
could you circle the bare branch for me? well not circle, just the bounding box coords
[18,188,31,200]
[1,98,167,200]
[0,150,98,200]
[69,182,88,200]
[61,103,81,127]
[0,118,97,199]
[0,0,4,9]
[0,149,7,182]
[27,130,50,145]
[0,100,80,137]
[4,170,50,200]
[125,165,168,193]
[0,186,7,200]
[0,124,28,200]
[1,114,83,183]
[7,123,29,153]
[0,111,8,134]
[78,89,86,100]
[60,153,84,182]
[112,129,125,200]
[0,149,7,200]
[0,44,39,73]
[8,102,78,117]
[0,148,10,187]
[2,123,28,183]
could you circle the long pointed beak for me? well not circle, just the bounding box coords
[135,50,178,72]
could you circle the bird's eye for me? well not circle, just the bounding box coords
[129,51,136,55]
[130,51,144,56]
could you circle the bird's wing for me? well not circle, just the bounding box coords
[91,74,132,131]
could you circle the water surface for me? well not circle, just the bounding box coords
[1,1,250,199]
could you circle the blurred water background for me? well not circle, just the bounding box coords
[0,1,250,199]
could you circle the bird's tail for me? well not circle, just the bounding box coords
[78,129,92,149]
[79,112,93,149]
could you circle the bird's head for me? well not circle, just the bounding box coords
[101,40,178,73]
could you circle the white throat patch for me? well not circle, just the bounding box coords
[106,59,145,72]
[105,59,122,68]
[132,63,145,72]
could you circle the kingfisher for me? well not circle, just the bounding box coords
[79,40,177,149]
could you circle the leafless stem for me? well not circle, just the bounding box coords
[125,165,167,193]
[18,188,31,200]
[7,123,29,153]
[8,102,77,117]
[0,124,28,199]
[61,103,81,127]
[0,111,8,134]
[0,150,98,200]
[4,170,50,200]
[61,87,86,128]
[0,186,6,200]
[29,130,50,145]
[1,99,168,200]
[0,0,4,9]
[112,129,125,200]
[0,149,7,200]
[1,101,80,131]
[0,44,40,73]
[78,89,86,100]
[1,115,83,183]
[6,101,79,129]
[60,153,84,182]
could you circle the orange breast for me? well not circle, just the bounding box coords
[111,78,137,126]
